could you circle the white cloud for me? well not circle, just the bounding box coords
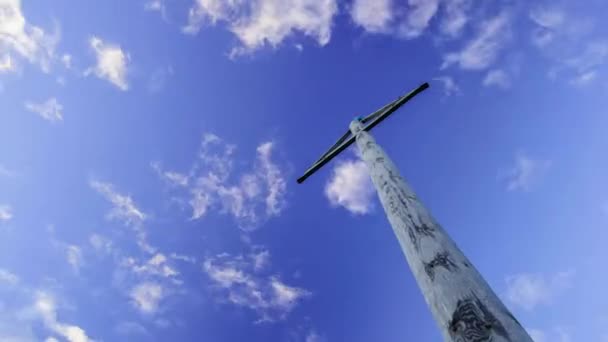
[66,245,83,272]
[204,252,310,322]
[45,337,60,342]
[433,76,460,96]
[90,180,146,226]
[157,134,287,229]
[442,11,511,70]
[86,37,130,90]
[0,268,19,285]
[397,0,440,39]
[130,282,164,314]
[501,152,551,192]
[256,142,287,216]
[25,97,63,123]
[440,0,470,38]
[125,253,179,278]
[505,270,574,311]
[184,0,338,56]
[0,0,59,72]
[0,204,12,221]
[350,0,393,33]
[483,69,510,88]
[325,158,374,215]
[34,291,93,342]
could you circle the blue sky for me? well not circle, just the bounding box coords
[1,0,608,341]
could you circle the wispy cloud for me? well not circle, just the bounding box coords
[66,245,83,273]
[433,76,461,96]
[0,204,13,221]
[184,0,338,56]
[204,251,310,322]
[442,10,511,70]
[505,270,574,311]
[0,268,19,285]
[86,37,130,90]
[483,69,511,89]
[130,282,164,314]
[155,133,287,229]
[89,234,113,255]
[0,0,59,72]
[25,97,63,122]
[90,180,155,255]
[397,0,440,39]
[501,152,551,192]
[147,65,173,93]
[90,180,146,226]
[325,158,374,215]
[34,291,94,342]
[123,253,179,279]
[440,0,470,38]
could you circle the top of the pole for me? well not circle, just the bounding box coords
[296,82,430,184]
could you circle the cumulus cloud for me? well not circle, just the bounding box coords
[442,11,511,70]
[184,0,338,56]
[501,152,551,192]
[433,76,461,96]
[0,204,12,221]
[505,270,574,311]
[0,0,59,72]
[350,0,393,33]
[155,134,287,229]
[483,69,510,88]
[204,252,310,322]
[86,36,130,90]
[130,282,164,314]
[325,158,374,215]
[25,97,63,122]
[34,291,93,342]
